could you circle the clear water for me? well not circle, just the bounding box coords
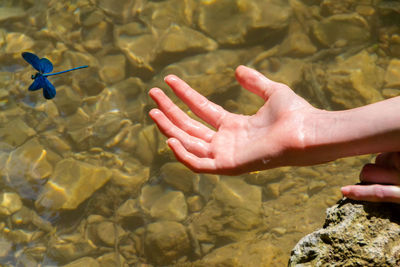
[0,0,396,266]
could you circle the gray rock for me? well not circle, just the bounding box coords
[289,199,400,266]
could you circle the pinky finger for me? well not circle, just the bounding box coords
[167,138,217,173]
[341,184,400,204]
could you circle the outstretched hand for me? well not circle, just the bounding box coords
[149,65,317,175]
[342,152,400,204]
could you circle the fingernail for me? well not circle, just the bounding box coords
[164,75,177,82]
[341,187,350,195]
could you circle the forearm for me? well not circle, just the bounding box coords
[303,96,400,163]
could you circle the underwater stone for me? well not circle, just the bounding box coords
[92,111,124,144]
[52,86,82,116]
[0,238,12,258]
[140,0,195,32]
[187,195,204,213]
[11,206,52,232]
[48,233,98,263]
[139,184,164,213]
[325,50,384,108]
[40,132,71,155]
[111,159,149,197]
[279,21,317,57]
[63,257,99,267]
[97,0,134,21]
[197,174,219,201]
[116,30,155,73]
[213,177,262,230]
[5,138,52,199]
[145,221,191,265]
[5,32,34,54]
[91,221,126,247]
[161,162,198,193]
[199,239,285,266]
[99,54,126,84]
[0,118,36,146]
[0,192,22,216]
[197,0,290,45]
[150,191,188,221]
[97,252,127,266]
[312,13,370,47]
[0,7,25,21]
[382,88,400,98]
[83,21,109,52]
[35,158,112,210]
[135,125,158,165]
[154,24,217,64]
[384,59,400,88]
[116,199,140,219]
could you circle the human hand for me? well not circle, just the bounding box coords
[149,65,320,175]
[341,152,400,204]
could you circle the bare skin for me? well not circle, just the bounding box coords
[149,65,400,203]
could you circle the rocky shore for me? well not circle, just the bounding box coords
[289,198,400,266]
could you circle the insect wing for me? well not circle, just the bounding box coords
[42,77,56,99]
[28,75,45,91]
[39,58,53,74]
[22,52,41,72]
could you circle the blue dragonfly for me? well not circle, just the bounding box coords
[22,52,88,99]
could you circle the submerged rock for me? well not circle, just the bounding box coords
[312,13,370,47]
[0,7,25,22]
[36,158,112,210]
[145,221,191,265]
[160,162,198,193]
[325,50,384,108]
[0,192,22,216]
[5,32,34,54]
[384,59,400,88]
[197,0,290,45]
[289,199,400,266]
[196,239,285,266]
[4,138,52,199]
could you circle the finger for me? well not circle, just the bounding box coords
[374,152,400,169]
[360,164,400,184]
[235,65,288,100]
[164,75,229,129]
[167,138,217,173]
[149,88,215,142]
[341,184,400,204]
[375,152,391,166]
[149,109,211,157]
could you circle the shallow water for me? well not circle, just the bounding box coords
[0,0,397,266]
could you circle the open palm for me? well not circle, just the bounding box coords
[149,65,316,175]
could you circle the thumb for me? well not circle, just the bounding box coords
[235,65,289,101]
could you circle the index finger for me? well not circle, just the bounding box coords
[164,75,228,129]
